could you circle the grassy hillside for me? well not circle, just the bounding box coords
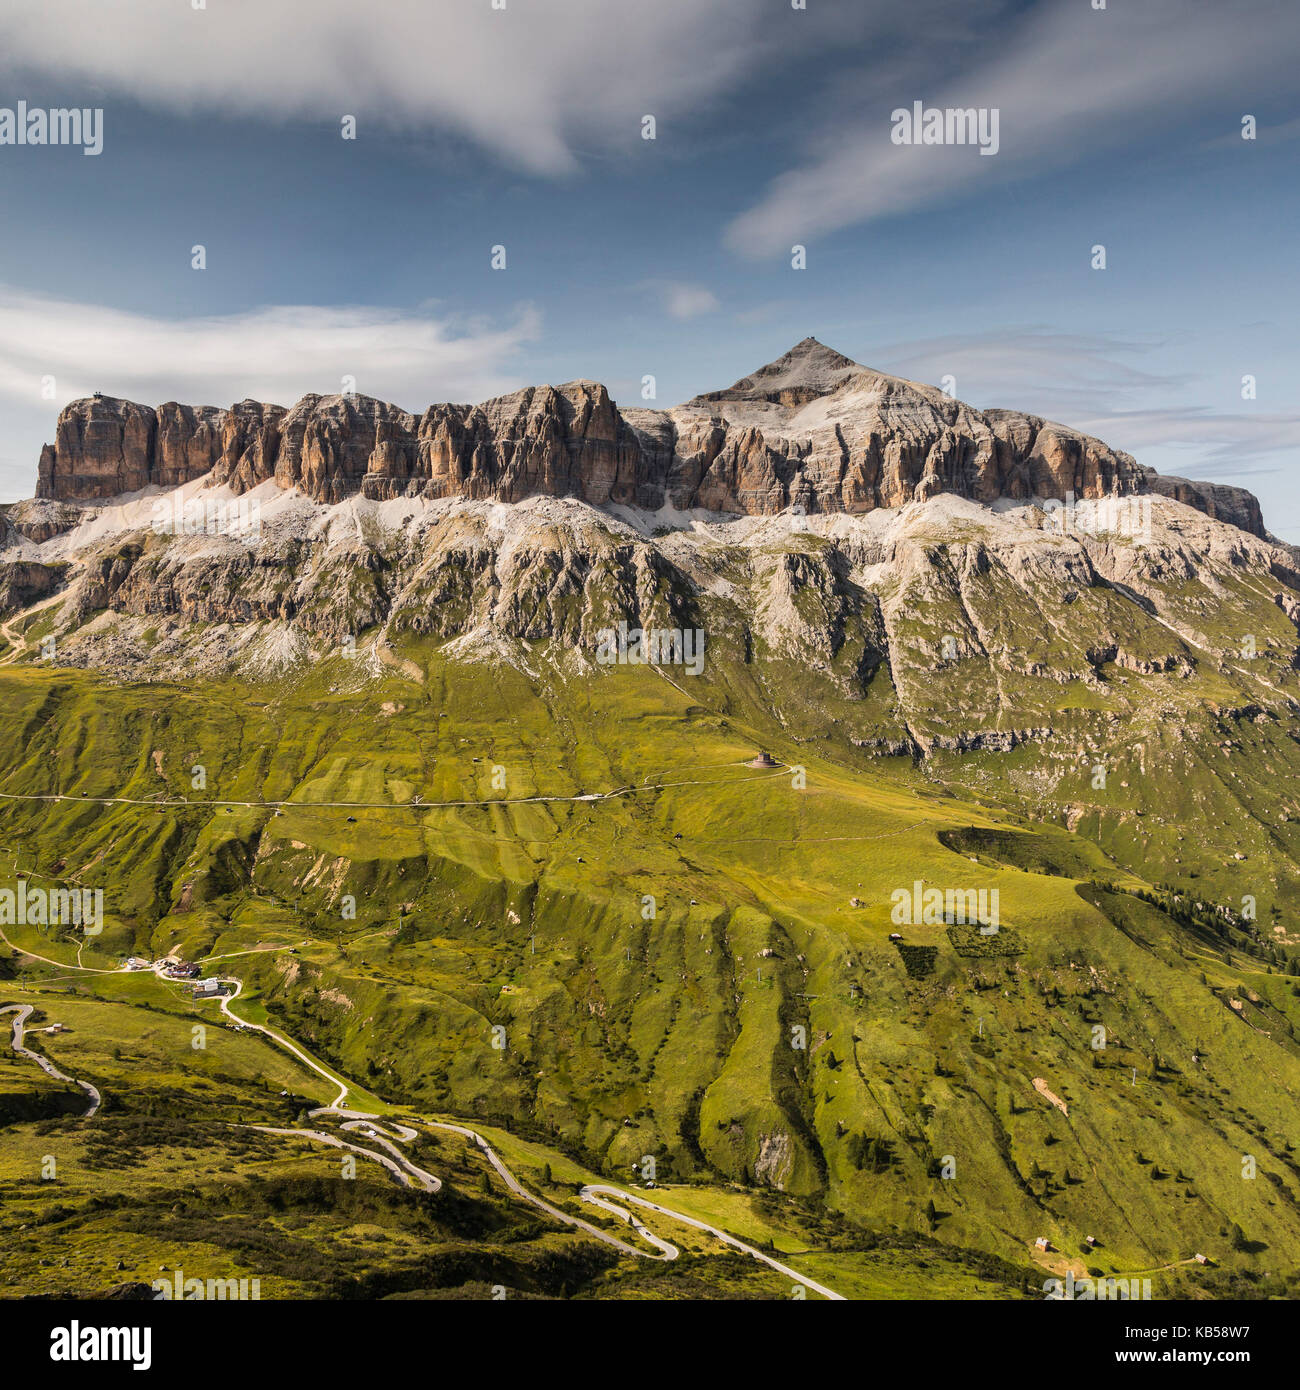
[1,639,1298,1298]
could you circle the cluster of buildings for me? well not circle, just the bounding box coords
[121,956,226,997]
[165,960,226,997]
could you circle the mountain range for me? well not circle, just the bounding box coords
[28,337,1266,534]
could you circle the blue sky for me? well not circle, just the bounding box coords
[1,0,1297,536]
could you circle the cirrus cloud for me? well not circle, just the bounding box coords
[0,0,789,176]
[726,0,1300,257]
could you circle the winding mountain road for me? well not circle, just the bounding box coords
[417,1118,654,1261]
[297,1108,841,1295]
[0,924,118,974]
[1,1002,101,1116]
[4,941,845,1297]
[580,1183,846,1300]
[579,1187,680,1260]
[204,977,351,1109]
[252,1122,441,1192]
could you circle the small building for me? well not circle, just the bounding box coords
[193,978,225,998]
[747,751,779,769]
[889,932,903,942]
[124,957,152,972]
[1194,1253,1209,1265]
[1085,1235,1097,1247]
[1034,1237,1051,1251]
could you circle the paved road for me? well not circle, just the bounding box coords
[420,1119,654,1261]
[580,1183,846,1300]
[2,938,845,1296]
[338,1119,442,1191]
[201,977,352,1110]
[313,1109,419,1143]
[580,1188,679,1260]
[298,1107,664,1262]
[251,1124,440,1192]
[0,924,119,974]
[1,1002,101,1116]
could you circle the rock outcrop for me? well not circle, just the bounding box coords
[38,395,160,500]
[1141,469,1265,539]
[0,558,62,613]
[32,339,1266,536]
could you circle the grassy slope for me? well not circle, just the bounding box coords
[1,641,1298,1297]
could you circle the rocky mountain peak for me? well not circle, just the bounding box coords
[688,336,865,408]
[26,340,1269,537]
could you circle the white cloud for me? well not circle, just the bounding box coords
[0,1,986,176]
[0,290,540,500]
[0,289,540,412]
[726,0,1300,256]
[0,0,788,176]
[657,282,720,320]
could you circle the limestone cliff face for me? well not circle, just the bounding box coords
[239,381,647,507]
[1142,470,1265,539]
[38,395,159,499]
[33,339,1266,536]
[154,403,225,490]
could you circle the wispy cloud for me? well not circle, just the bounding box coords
[0,0,997,178]
[1072,409,1300,477]
[0,0,795,176]
[871,328,1194,417]
[648,281,720,321]
[868,326,1300,484]
[726,0,1300,257]
[0,289,540,413]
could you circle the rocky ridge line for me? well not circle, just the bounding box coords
[31,338,1267,538]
